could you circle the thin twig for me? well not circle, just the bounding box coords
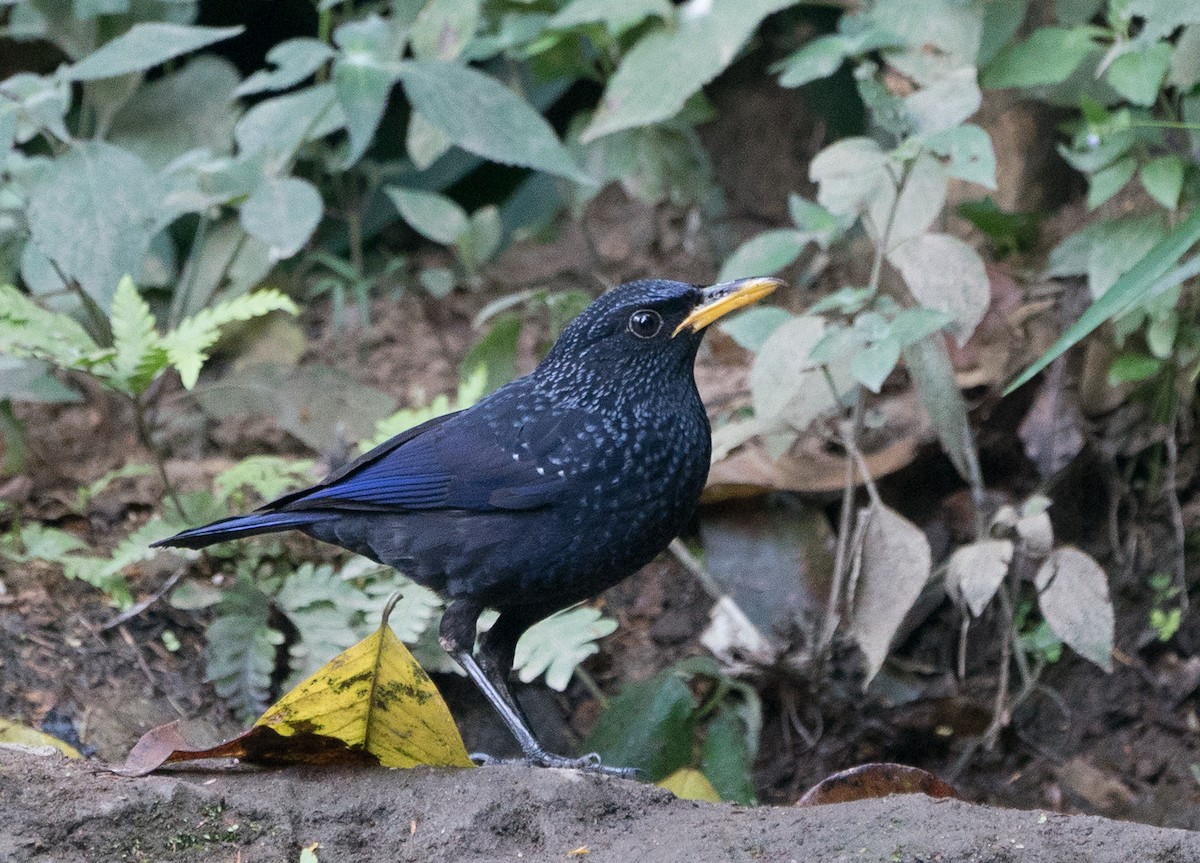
[101,569,184,631]
[817,394,866,656]
[668,538,723,599]
[1164,426,1190,612]
[130,395,186,519]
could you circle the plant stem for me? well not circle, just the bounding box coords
[130,395,186,520]
[818,393,865,657]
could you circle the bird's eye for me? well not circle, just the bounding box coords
[628,309,663,339]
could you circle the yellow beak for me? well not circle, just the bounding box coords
[672,277,785,337]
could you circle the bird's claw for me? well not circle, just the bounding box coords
[470,750,637,778]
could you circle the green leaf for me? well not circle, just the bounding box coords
[1169,25,1200,89]
[234,83,345,158]
[774,35,849,88]
[1007,205,1200,393]
[0,357,80,403]
[461,314,521,396]
[903,66,981,134]
[1107,351,1163,384]
[550,0,672,33]
[889,306,955,347]
[213,455,316,506]
[717,229,806,283]
[980,26,1096,88]
[787,194,846,244]
[850,336,901,393]
[333,14,398,167]
[1106,41,1173,106]
[235,38,334,97]
[386,187,468,245]
[513,605,618,692]
[0,284,101,369]
[1035,548,1113,672]
[62,24,244,81]
[0,72,70,144]
[585,669,697,781]
[1140,155,1184,211]
[809,137,889,217]
[411,0,480,61]
[1087,155,1136,209]
[207,578,285,721]
[163,289,299,389]
[701,707,757,804]
[3,523,86,562]
[109,56,241,172]
[26,140,162,310]
[957,197,1040,253]
[406,110,451,170]
[581,0,800,142]
[887,233,990,345]
[904,334,976,482]
[717,307,794,352]
[924,123,997,189]
[462,204,503,268]
[108,275,166,395]
[239,176,323,260]
[397,60,588,183]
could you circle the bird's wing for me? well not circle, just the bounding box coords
[268,407,569,514]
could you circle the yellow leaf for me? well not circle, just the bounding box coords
[658,767,721,802]
[254,617,473,769]
[0,718,82,758]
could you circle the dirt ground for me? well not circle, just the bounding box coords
[4,747,1199,863]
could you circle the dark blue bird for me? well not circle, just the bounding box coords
[155,276,781,773]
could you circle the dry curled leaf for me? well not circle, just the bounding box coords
[797,763,960,806]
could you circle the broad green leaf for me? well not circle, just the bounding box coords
[0,357,80,403]
[163,289,299,388]
[411,0,480,61]
[333,14,399,167]
[1126,0,1200,40]
[1035,548,1113,672]
[462,204,503,268]
[3,523,86,562]
[700,707,756,804]
[513,605,618,692]
[239,176,323,260]
[1086,155,1136,209]
[1107,351,1163,383]
[581,0,801,142]
[109,275,166,394]
[1056,0,1104,26]
[0,72,70,144]
[109,56,241,171]
[658,768,721,802]
[1140,154,1184,211]
[924,123,997,189]
[62,24,244,81]
[903,66,981,134]
[0,283,101,368]
[550,0,672,33]
[1106,41,1172,106]
[848,502,932,684]
[980,26,1096,88]
[946,539,1013,616]
[419,267,456,297]
[888,307,955,347]
[774,35,850,88]
[904,334,976,482]
[1169,25,1200,89]
[809,137,888,217]
[26,140,162,310]
[234,83,345,159]
[406,110,451,170]
[869,0,981,83]
[386,187,468,245]
[717,229,805,282]
[234,38,334,97]
[1007,205,1200,392]
[585,669,696,780]
[461,314,520,396]
[397,60,588,182]
[887,233,989,344]
[850,336,901,393]
[717,306,794,352]
[788,194,846,244]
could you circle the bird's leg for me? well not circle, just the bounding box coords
[438,600,634,778]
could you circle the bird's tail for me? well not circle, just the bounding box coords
[151,511,335,550]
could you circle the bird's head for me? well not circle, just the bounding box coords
[536,277,783,398]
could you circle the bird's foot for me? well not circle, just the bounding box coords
[470,750,637,779]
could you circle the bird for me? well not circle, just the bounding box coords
[154,276,782,774]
